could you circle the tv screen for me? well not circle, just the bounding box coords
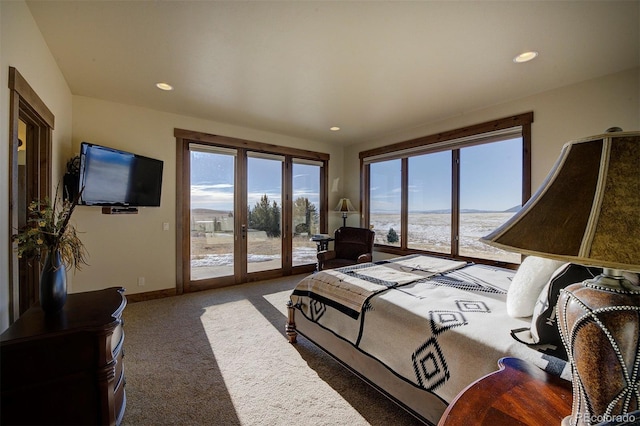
[79,142,163,207]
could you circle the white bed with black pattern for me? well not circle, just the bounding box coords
[286,254,571,425]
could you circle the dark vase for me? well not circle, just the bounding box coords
[40,250,67,314]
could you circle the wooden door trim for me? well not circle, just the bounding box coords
[8,67,54,322]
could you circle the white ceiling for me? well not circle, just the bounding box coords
[26,1,639,146]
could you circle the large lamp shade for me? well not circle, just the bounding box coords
[481,132,639,273]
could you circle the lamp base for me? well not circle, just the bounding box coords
[558,271,640,426]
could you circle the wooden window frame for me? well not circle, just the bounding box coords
[360,113,532,268]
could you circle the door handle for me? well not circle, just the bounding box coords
[241,224,246,240]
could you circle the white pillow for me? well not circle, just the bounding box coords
[506,256,565,318]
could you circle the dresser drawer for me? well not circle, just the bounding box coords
[114,374,126,426]
[112,321,126,426]
[114,347,125,390]
[111,322,124,355]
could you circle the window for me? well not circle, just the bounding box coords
[369,159,402,247]
[292,160,322,267]
[459,139,522,263]
[407,151,452,254]
[361,113,532,266]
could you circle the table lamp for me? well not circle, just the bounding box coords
[335,198,357,228]
[481,130,639,425]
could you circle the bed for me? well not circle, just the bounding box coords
[286,254,571,425]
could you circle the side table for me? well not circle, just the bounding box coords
[310,234,334,252]
[438,357,572,426]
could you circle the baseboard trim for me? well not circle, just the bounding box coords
[126,288,177,303]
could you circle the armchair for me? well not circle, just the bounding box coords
[317,227,375,271]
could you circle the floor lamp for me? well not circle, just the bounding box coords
[481,130,639,425]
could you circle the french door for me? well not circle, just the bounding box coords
[176,130,329,293]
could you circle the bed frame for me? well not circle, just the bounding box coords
[286,300,448,425]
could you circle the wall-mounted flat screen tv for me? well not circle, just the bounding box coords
[79,142,163,207]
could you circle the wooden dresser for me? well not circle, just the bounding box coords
[1,287,127,426]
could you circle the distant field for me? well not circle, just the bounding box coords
[370,212,519,263]
[190,211,519,279]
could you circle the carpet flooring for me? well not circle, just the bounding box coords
[121,274,425,426]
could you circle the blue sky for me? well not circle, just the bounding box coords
[190,152,320,211]
[189,138,521,213]
[370,138,522,212]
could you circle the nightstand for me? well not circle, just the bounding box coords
[438,357,572,426]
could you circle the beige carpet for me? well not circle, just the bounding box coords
[121,274,425,426]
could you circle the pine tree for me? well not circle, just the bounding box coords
[249,194,281,238]
[268,200,281,238]
[387,227,399,244]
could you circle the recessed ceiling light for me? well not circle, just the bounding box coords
[513,51,538,63]
[330,126,340,131]
[155,82,173,91]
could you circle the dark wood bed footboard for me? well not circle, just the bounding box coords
[285,300,298,343]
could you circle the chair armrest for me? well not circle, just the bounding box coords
[318,251,336,262]
[356,253,372,263]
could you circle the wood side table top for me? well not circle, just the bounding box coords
[438,357,572,426]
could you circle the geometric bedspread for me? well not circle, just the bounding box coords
[290,254,570,404]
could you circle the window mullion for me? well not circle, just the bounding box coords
[401,158,409,250]
[362,162,370,229]
[283,158,292,273]
[451,150,460,257]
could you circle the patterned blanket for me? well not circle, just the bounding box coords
[290,255,570,404]
[292,254,466,318]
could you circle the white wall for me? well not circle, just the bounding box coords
[344,67,640,225]
[70,96,343,296]
[0,1,74,331]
